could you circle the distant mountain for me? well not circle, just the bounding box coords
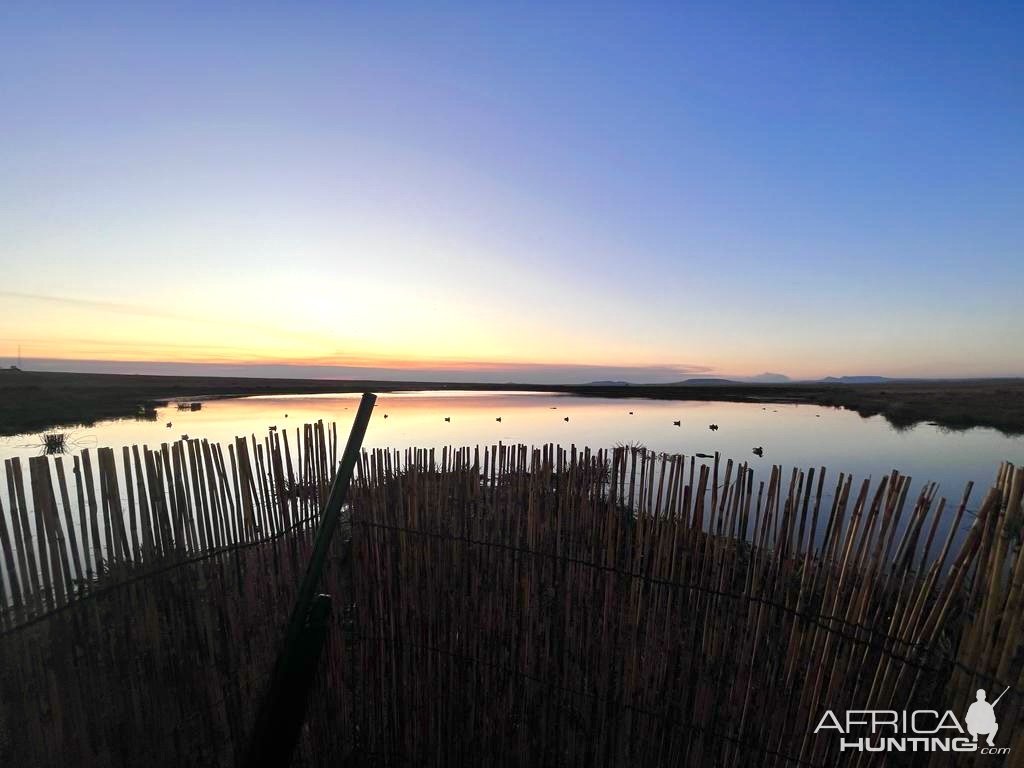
[584,380,632,386]
[821,376,891,384]
[654,374,790,386]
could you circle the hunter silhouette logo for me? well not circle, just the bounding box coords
[966,687,1009,747]
[814,687,1013,755]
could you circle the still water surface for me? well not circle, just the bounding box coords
[3,390,1021,514]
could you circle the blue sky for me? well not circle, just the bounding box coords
[1,2,1021,381]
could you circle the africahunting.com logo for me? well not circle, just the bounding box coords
[815,687,1011,755]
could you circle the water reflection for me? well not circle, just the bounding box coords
[1,390,1021,512]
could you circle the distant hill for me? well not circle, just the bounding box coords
[656,374,791,386]
[747,372,790,383]
[821,376,891,384]
[586,374,792,387]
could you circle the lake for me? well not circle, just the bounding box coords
[2,389,1020,515]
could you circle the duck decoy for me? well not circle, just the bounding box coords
[495,417,502,422]
[709,424,719,431]
[673,420,681,427]
[563,416,570,422]
[752,446,764,457]
[444,417,451,422]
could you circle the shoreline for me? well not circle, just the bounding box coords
[2,369,1023,437]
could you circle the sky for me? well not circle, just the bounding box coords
[1,2,1022,383]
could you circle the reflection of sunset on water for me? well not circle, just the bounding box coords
[2,392,1020,529]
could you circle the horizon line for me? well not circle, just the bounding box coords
[3,356,1022,385]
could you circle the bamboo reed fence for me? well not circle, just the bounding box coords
[0,421,338,618]
[0,429,1021,767]
[349,445,1024,768]
[0,421,351,767]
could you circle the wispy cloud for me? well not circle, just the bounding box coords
[0,291,337,347]
[0,292,726,382]
[13,356,715,384]
[1,291,192,321]
[1,292,719,379]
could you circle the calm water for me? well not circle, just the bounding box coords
[3,390,1021,512]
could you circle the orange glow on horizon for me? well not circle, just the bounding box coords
[12,345,707,377]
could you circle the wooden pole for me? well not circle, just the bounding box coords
[243,392,376,768]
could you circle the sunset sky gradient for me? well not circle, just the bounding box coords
[1,2,1022,382]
